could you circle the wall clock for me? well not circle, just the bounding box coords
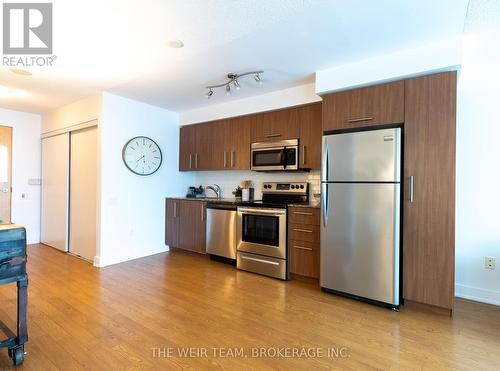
[122,136,162,176]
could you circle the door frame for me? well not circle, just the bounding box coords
[0,125,13,224]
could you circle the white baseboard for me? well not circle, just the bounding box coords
[94,246,169,268]
[456,284,500,306]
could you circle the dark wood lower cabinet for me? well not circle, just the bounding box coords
[289,240,320,279]
[288,207,320,279]
[165,199,206,254]
[403,72,456,311]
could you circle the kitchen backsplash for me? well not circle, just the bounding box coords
[195,170,321,201]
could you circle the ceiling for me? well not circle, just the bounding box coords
[0,0,469,114]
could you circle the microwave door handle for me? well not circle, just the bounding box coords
[281,148,287,169]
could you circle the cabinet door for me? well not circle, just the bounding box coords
[178,201,206,253]
[250,107,300,142]
[194,123,216,170]
[298,103,322,169]
[165,199,179,247]
[322,81,404,131]
[403,72,456,311]
[179,126,196,171]
[208,120,226,170]
[225,116,251,170]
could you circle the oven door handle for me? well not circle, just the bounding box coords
[238,209,286,216]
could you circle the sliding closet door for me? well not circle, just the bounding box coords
[41,133,70,251]
[69,126,97,261]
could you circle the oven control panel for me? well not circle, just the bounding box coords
[261,182,308,194]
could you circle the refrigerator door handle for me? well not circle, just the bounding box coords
[322,137,329,182]
[322,183,329,227]
[409,176,415,203]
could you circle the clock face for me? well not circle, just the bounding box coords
[122,136,162,176]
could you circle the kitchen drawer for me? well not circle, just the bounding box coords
[288,207,320,225]
[289,240,320,278]
[322,81,404,131]
[288,224,320,244]
[237,251,286,280]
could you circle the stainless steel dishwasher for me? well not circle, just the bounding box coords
[206,203,237,260]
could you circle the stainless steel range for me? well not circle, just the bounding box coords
[236,182,309,280]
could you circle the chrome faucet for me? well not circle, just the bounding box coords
[206,184,222,199]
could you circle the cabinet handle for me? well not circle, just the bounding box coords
[294,245,313,251]
[189,154,192,169]
[223,151,227,168]
[409,176,415,203]
[201,205,204,221]
[302,145,306,165]
[265,133,282,138]
[293,211,313,216]
[173,202,177,218]
[195,153,199,169]
[231,151,235,167]
[293,228,313,233]
[347,117,374,123]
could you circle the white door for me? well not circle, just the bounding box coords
[41,133,70,251]
[69,126,97,261]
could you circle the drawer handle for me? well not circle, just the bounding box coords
[347,117,373,123]
[293,228,313,233]
[294,245,313,251]
[293,212,313,216]
[265,133,282,138]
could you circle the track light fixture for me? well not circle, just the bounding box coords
[205,71,264,98]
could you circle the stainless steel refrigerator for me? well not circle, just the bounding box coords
[320,128,401,308]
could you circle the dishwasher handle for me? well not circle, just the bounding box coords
[206,204,237,211]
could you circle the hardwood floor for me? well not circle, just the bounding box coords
[0,244,499,370]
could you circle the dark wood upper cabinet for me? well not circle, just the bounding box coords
[194,122,217,170]
[179,125,196,171]
[298,103,322,169]
[223,116,251,170]
[250,107,300,142]
[403,72,456,311]
[322,81,404,131]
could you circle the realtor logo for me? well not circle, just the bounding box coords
[3,3,53,54]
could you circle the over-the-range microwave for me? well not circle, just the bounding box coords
[250,139,298,171]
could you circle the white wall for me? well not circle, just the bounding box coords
[455,0,500,306]
[42,93,102,134]
[98,93,194,267]
[0,108,41,244]
[315,36,462,95]
[180,83,320,125]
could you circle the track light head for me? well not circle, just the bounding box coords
[205,71,263,97]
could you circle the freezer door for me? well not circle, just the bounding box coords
[322,128,401,182]
[320,183,400,305]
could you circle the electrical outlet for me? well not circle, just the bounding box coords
[485,257,496,270]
